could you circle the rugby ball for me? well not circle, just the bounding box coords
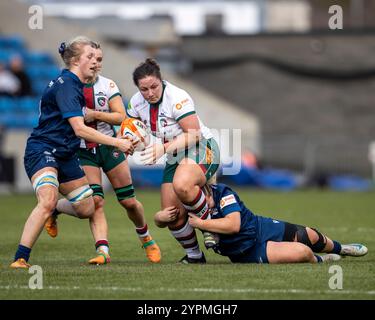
[119,118,150,151]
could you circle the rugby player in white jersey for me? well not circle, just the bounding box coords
[128,58,221,263]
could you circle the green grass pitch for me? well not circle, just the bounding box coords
[0,189,374,300]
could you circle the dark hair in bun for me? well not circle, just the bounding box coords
[132,58,162,86]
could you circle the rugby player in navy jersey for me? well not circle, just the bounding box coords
[155,183,368,264]
[10,36,136,268]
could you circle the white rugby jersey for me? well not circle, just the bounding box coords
[81,75,122,148]
[127,81,212,143]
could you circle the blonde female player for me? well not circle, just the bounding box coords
[45,44,161,264]
[128,58,220,263]
[11,36,135,268]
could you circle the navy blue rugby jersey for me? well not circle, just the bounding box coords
[27,69,84,158]
[210,183,258,256]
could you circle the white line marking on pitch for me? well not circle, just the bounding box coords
[0,285,374,295]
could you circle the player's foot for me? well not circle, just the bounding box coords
[179,253,206,264]
[45,215,58,238]
[10,258,31,269]
[141,235,161,263]
[88,250,111,265]
[340,244,368,257]
[202,231,218,250]
[320,254,341,262]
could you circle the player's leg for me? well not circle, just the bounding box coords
[266,241,320,264]
[173,158,219,249]
[106,158,161,263]
[283,223,368,257]
[172,138,220,250]
[11,168,59,268]
[44,152,96,238]
[58,176,95,218]
[78,165,111,265]
[161,182,206,264]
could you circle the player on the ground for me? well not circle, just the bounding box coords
[128,58,220,263]
[45,43,161,264]
[155,182,368,264]
[10,36,136,269]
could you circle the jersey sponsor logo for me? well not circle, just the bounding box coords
[175,98,190,110]
[219,194,237,209]
[272,220,280,224]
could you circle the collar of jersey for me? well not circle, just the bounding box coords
[62,69,84,88]
[85,76,99,88]
[150,81,166,108]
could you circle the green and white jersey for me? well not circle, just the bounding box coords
[81,75,122,149]
[127,81,212,143]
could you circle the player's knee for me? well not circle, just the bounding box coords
[120,197,139,212]
[309,228,327,252]
[93,195,105,210]
[74,198,95,219]
[172,177,191,197]
[37,190,58,216]
[66,184,94,218]
[306,227,319,245]
[296,243,314,262]
[301,245,314,262]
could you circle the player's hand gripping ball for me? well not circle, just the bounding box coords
[120,118,150,151]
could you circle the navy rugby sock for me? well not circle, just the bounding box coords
[14,244,31,262]
[331,241,342,254]
[314,254,323,263]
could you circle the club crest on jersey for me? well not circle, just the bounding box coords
[160,118,168,127]
[97,97,106,107]
[219,194,237,209]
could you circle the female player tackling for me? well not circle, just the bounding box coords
[155,182,368,264]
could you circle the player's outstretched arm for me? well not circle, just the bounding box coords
[68,116,135,154]
[188,212,241,234]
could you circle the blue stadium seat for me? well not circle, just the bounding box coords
[33,80,48,96]
[44,66,61,79]
[0,35,25,50]
[0,97,17,112]
[26,65,43,79]
[27,66,61,81]
[25,51,54,66]
[18,97,39,112]
[0,49,26,64]
[0,112,38,129]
